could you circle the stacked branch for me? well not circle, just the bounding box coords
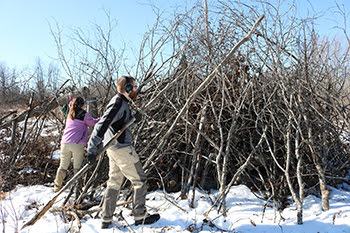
[1,0,350,227]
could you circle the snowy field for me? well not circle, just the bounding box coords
[1,183,350,233]
[1,120,350,232]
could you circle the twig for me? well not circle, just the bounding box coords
[66,211,81,229]
[0,110,17,123]
[119,211,135,233]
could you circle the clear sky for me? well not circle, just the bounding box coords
[0,0,195,70]
[0,0,349,70]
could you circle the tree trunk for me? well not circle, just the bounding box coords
[283,92,303,225]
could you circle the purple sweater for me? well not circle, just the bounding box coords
[61,113,100,146]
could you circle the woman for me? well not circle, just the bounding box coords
[54,96,100,192]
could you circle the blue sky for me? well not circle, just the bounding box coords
[0,0,193,69]
[0,0,349,70]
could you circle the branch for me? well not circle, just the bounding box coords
[143,14,265,170]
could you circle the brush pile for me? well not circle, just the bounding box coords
[1,0,350,223]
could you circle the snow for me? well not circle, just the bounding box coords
[1,184,350,233]
[51,150,60,160]
[19,168,39,174]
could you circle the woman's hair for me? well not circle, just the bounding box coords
[117,76,135,93]
[68,97,84,120]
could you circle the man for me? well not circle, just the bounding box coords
[87,76,160,229]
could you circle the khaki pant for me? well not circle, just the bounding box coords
[102,146,147,223]
[54,143,85,191]
[59,143,85,170]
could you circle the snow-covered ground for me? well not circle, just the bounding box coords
[1,119,349,232]
[1,183,349,233]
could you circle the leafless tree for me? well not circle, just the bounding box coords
[0,63,27,105]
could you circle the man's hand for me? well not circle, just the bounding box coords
[87,153,97,165]
[134,111,142,123]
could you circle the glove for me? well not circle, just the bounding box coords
[134,111,142,123]
[87,153,97,165]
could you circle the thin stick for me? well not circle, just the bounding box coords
[66,211,81,229]
[119,211,135,233]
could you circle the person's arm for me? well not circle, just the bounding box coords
[84,112,100,127]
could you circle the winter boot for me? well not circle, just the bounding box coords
[135,213,160,226]
[101,221,112,229]
[53,168,67,192]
